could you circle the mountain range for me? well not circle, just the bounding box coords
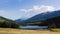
[15,10,60,23]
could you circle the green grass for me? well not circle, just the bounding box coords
[51,28,60,32]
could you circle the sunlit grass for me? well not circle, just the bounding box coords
[0,28,60,34]
[51,28,60,32]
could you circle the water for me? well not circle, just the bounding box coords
[19,26,48,30]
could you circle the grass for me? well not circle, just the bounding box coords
[0,28,60,34]
[51,28,60,32]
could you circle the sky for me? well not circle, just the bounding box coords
[0,0,60,20]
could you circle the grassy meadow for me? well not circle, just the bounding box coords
[0,28,60,34]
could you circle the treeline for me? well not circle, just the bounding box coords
[34,16,60,28]
[0,16,19,28]
[22,16,60,28]
[43,16,60,28]
[0,21,19,28]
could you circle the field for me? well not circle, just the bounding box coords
[0,28,60,34]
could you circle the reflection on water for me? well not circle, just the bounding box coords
[20,26,48,30]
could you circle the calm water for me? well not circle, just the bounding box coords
[19,26,48,30]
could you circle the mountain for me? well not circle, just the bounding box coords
[15,10,60,23]
[43,16,60,28]
[0,16,15,23]
[25,10,60,22]
[15,19,25,23]
[0,16,19,28]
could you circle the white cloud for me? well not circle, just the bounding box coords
[33,5,40,10]
[56,7,60,10]
[0,5,58,20]
[20,9,33,13]
[33,5,55,13]
[20,9,27,12]
[19,5,57,19]
[20,5,56,13]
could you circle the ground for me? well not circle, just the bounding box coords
[0,28,60,34]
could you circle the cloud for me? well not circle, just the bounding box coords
[20,9,27,12]
[20,5,56,14]
[33,5,55,13]
[0,5,58,20]
[19,5,57,19]
[56,7,60,10]
[20,9,33,13]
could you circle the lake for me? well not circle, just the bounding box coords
[19,26,48,30]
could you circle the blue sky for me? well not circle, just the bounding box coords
[0,0,60,20]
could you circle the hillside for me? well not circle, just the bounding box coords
[43,16,60,28]
[0,16,19,28]
[25,10,60,22]
[0,16,15,22]
[15,10,60,23]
